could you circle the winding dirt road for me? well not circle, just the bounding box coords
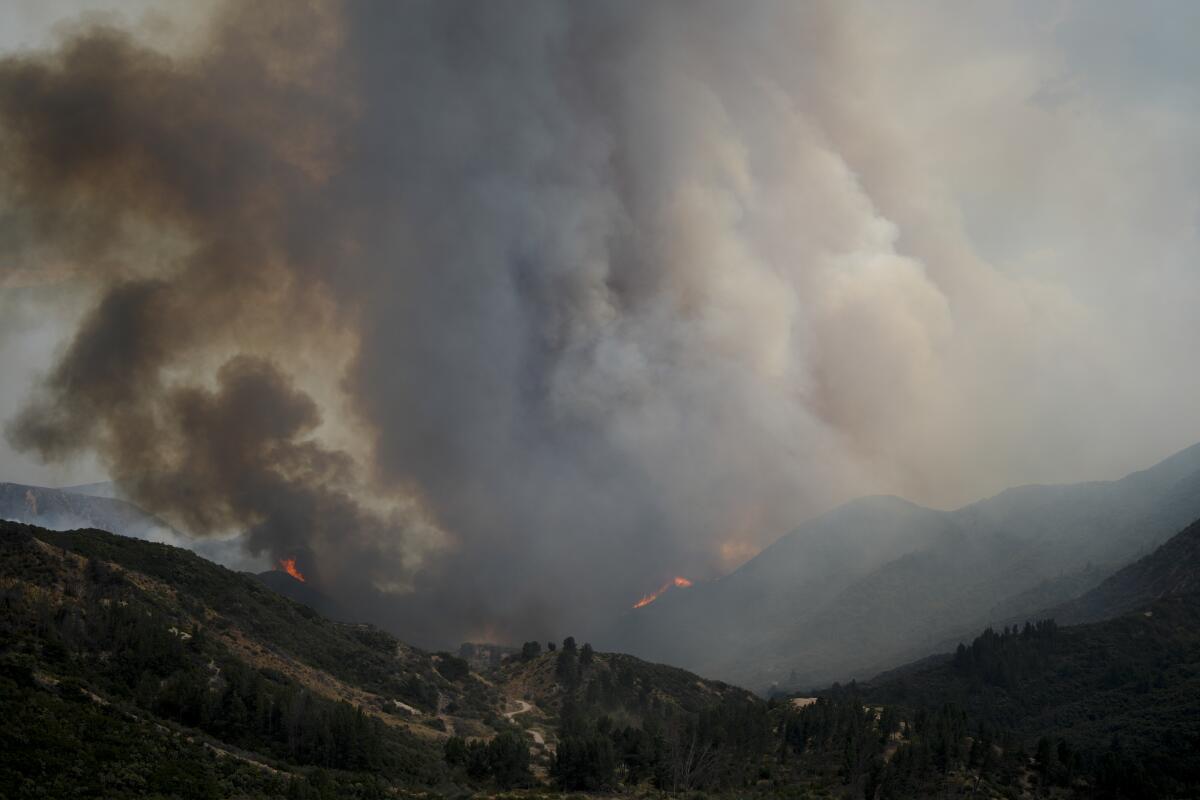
[503,699,546,747]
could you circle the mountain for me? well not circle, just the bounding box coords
[0,520,765,797]
[254,568,352,622]
[859,513,1200,798]
[0,481,253,569]
[57,481,124,499]
[1049,516,1200,625]
[605,495,954,676]
[606,442,1200,690]
[0,481,178,541]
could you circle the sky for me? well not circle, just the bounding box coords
[0,0,1198,646]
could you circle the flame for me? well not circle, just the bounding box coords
[278,557,306,582]
[633,576,692,609]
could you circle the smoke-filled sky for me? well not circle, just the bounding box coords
[1,0,1198,646]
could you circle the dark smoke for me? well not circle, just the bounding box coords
[4,1,1183,648]
[0,3,428,615]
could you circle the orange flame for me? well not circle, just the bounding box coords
[278,557,306,583]
[633,576,692,609]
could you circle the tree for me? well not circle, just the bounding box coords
[520,641,541,661]
[435,653,469,682]
[663,720,719,794]
[444,735,468,766]
[554,730,617,791]
[556,645,579,688]
[488,730,533,788]
[1034,736,1056,787]
[580,642,594,667]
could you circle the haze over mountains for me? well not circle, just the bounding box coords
[0,481,258,571]
[607,442,1200,690]
[1049,515,1200,626]
[5,0,1200,651]
[7,442,1200,697]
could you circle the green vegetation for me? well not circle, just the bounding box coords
[444,730,532,789]
[0,522,445,798]
[0,674,291,800]
[533,637,772,793]
[29,526,446,713]
[866,598,1200,797]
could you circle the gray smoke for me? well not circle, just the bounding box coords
[1,1,1198,646]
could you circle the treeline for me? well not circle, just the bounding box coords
[952,618,1059,687]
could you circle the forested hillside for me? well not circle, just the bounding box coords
[858,513,1200,798]
[0,521,465,797]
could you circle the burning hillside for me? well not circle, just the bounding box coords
[632,576,692,609]
[278,557,306,583]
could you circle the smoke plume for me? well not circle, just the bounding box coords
[2,1,1198,645]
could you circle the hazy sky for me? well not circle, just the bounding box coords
[0,1,1197,644]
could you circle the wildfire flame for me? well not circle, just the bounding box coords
[278,557,306,583]
[632,576,693,609]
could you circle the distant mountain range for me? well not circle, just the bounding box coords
[605,442,1200,690]
[0,481,176,541]
[0,480,259,570]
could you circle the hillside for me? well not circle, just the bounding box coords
[0,520,769,797]
[254,568,352,622]
[607,442,1200,690]
[0,520,493,795]
[1051,516,1200,624]
[857,514,1200,798]
[605,495,955,683]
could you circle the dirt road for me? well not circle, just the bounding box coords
[503,699,547,747]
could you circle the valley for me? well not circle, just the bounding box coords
[1,3,1196,797]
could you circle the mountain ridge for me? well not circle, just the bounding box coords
[607,441,1200,690]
